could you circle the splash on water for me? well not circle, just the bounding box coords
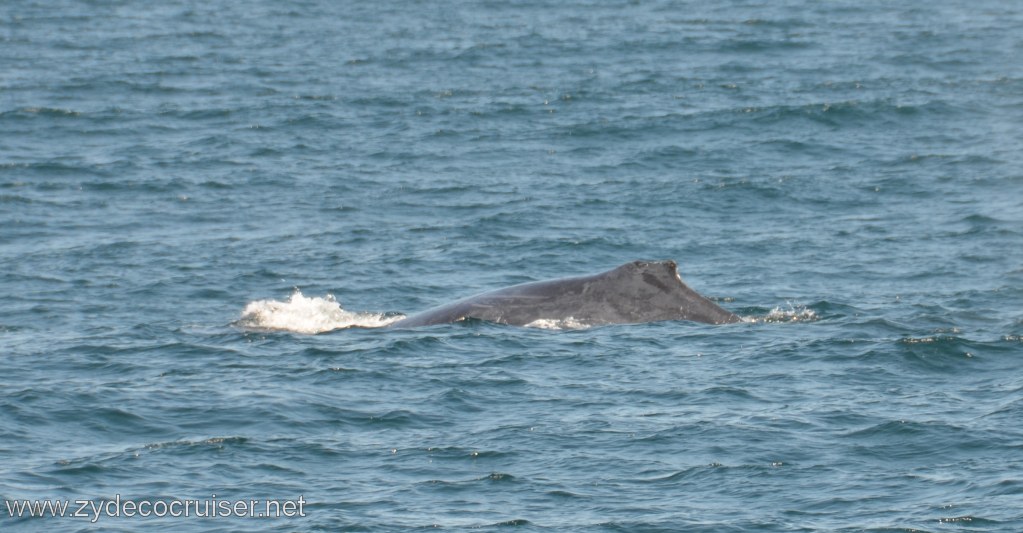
[754,305,818,323]
[523,317,592,330]
[238,290,402,334]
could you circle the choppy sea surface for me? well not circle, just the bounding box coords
[2,1,1022,531]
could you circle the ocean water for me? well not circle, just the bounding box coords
[2,0,1023,530]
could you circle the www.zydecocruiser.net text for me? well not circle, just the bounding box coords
[5,495,306,523]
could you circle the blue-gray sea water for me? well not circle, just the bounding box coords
[2,0,1022,531]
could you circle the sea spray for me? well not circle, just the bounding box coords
[238,290,402,334]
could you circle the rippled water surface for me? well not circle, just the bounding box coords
[2,0,1022,531]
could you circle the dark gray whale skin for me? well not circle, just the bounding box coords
[388,260,740,328]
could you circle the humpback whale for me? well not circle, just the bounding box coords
[389,260,740,328]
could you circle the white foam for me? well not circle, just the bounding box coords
[238,290,402,334]
[523,317,591,330]
[755,305,818,323]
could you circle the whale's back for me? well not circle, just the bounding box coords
[389,260,739,328]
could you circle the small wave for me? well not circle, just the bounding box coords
[1,106,81,118]
[746,305,818,323]
[237,290,401,334]
[937,515,998,526]
[144,436,249,452]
